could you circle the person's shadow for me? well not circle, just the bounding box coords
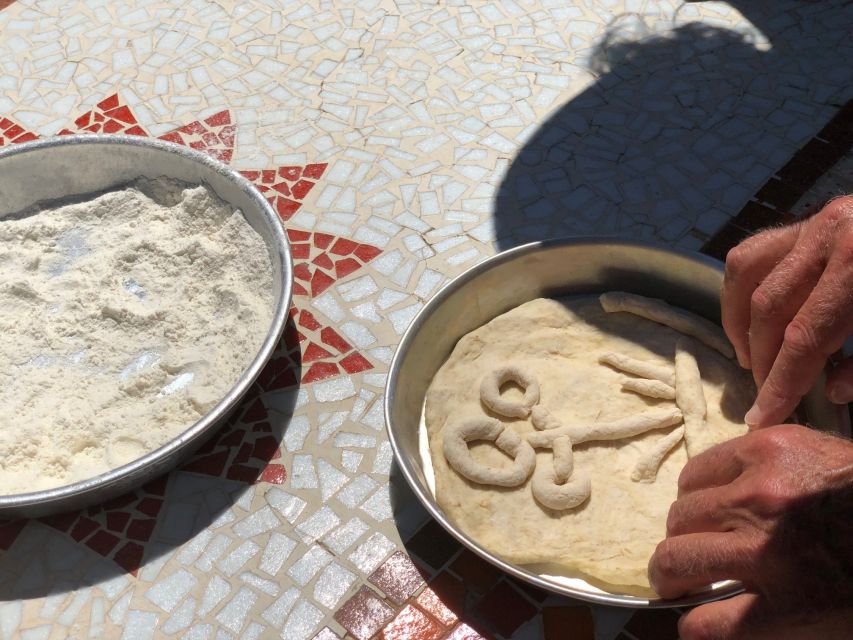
[494,0,853,250]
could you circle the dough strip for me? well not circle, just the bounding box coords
[599,291,735,359]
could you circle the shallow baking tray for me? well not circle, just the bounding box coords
[385,238,848,608]
[0,135,292,519]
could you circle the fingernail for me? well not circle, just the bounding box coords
[736,350,750,369]
[828,381,853,405]
[744,402,765,427]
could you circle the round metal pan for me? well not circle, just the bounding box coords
[384,237,848,608]
[0,135,292,519]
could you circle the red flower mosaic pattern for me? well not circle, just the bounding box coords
[0,93,380,571]
[256,307,373,390]
[36,475,170,575]
[241,164,327,222]
[58,94,147,137]
[181,389,288,485]
[287,229,383,297]
[158,109,236,164]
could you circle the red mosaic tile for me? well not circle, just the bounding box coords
[445,623,490,640]
[303,361,341,383]
[40,512,77,534]
[304,342,335,362]
[259,464,288,484]
[234,442,253,464]
[279,166,302,181]
[70,517,99,542]
[58,94,147,138]
[471,581,536,637]
[179,384,292,486]
[449,550,502,594]
[340,352,372,374]
[285,229,382,298]
[0,116,37,146]
[106,512,131,533]
[113,541,144,574]
[256,305,375,388]
[241,163,325,222]
[416,572,465,627]
[158,110,234,163]
[507,577,549,603]
[303,163,327,179]
[86,531,120,555]
[369,550,427,605]
[542,606,595,640]
[100,493,137,511]
[406,519,463,571]
[334,586,395,640]
[141,475,168,496]
[182,450,229,476]
[126,518,156,542]
[381,604,443,640]
[135,497,163,518]
[98,94,119,111]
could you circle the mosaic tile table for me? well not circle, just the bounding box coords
[1,1,852,638]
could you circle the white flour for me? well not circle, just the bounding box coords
[0,178,273,494]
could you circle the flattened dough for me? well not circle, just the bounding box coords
[425,297,753,596]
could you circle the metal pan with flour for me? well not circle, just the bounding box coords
[0,135,292,519]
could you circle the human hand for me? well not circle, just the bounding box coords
[721,196,853,428]
[649,424,853,639]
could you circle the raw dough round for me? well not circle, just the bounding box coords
[425,297,753,596]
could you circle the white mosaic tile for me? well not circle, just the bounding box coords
[266,488,307,524]
[214,586,258,634]
[295,505,342,543]
[281,601,324,640]
[198,575,231,618]
[348,532,397,574]
[217,540,260,577]
[233,506,281,539]
[120,611,159,640]
[161,597,197,635]
[287,545,334,587]
[322,517,370,556]
[145,569,197,613]
[261,587,299,628]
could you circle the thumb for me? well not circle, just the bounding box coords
[679,592,763,640]
[826,355,853,404]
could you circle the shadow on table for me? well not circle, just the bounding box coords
[0,316,303,600]
[494,0,853,250]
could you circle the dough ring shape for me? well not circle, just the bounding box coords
[531,436,591,510]
[442,418,536,487]
[480,365,540,418]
